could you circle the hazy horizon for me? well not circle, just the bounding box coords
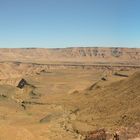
[0,46,140,49]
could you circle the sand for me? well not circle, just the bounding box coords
[0,47,139,140]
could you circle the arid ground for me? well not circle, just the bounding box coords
[0,47,140,140]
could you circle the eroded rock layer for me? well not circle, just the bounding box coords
[0,47,140,64]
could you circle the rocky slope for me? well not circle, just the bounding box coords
[68,71,140,139]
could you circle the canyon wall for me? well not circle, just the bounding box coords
[0,47,140,64]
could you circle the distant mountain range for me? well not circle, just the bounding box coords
[0,47,140,65]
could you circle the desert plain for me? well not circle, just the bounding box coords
[0,47,140,140]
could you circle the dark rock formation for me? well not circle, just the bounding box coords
[17,78,27,89]
[111,48,123,57]
[114,72,128,77]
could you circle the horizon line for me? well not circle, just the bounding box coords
[0,46,140,49]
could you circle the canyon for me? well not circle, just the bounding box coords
[0,47,140,140]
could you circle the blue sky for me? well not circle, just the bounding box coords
[0,0,140,48]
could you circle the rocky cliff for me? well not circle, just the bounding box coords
[0,47,140,64]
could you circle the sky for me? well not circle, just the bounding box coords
[0,0,140,48]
